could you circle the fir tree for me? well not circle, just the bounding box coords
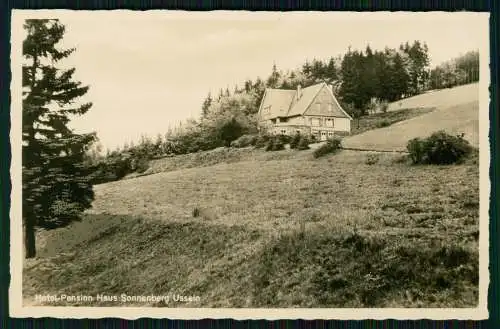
[201,92,212,118]
[22,19,96,258]
[266,63,281,88]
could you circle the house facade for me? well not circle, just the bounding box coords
[257,82,352,141]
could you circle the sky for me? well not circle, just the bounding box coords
[14,11,488,150]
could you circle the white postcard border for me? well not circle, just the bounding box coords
[9,9,491,320]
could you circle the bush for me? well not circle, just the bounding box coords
[255,133,271,148]
[313,137,342,158]
[407,131,473,165]
[407,138,425,164]
[273,138,285,151]
[365,154,380,165]
[217,117,245,147]
[277,134,292,145]
[192,207,200,218]
[230,134,258,148]
[297,135,311,150]
[265,136,285,152]
[376,120,391,128]
[135,157,150,173]
[290,133,301,149]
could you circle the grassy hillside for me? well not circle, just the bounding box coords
[142,146,306,178]
[344,101,478,152]
[387,83,479,112]
[343,83,479,151]
[350,107,435,136]
[343,83,479,152]
[24,149,479,308]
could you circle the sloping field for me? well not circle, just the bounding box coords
[24,150,479,308]
[387,83,479,112]
[22,83,481,308]
[343,83,479,151]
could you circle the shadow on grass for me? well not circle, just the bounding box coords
[250,228,478,308]
[24,214,262,307]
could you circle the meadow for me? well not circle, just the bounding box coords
[344,83,479,151]
[24,148,479,307]
[23,83,481,308]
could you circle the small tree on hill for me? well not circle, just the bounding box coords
[217,117,245,147]
[22,19,96,258]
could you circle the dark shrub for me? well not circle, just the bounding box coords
[365,154,380,165]
[135,157,150,173]
[376,120,391,128]
[265,135,285,152]
[407,138,425,164]
[297,135,311,150]
[313,137,342,158]
[407,131,473,165]
[265,138,274,151]
[290,133,301,149]
[218,117,245,147]
[275,138,286,151]
[230,134,258,148]
[277,134,292,145]
[255,133,271,148]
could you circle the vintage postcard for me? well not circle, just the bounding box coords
[10,10,490,319]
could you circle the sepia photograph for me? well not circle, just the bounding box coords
[9,10,490,319]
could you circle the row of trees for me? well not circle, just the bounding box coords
[331,41,430,115]
[200,41,432,119]
[429,51,480,89]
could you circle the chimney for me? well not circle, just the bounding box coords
[297,84,302,99]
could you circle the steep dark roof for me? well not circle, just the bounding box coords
[258,82,352,120]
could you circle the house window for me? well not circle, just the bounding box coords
[281,129,287,135]
[325,119,334,127]
[311,118,320,126]
[328,131,334,137]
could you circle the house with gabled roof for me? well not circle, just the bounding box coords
[257,82,352,141]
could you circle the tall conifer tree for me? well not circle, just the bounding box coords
[22,19,96,258]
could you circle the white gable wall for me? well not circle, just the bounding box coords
[334,117,350,132]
